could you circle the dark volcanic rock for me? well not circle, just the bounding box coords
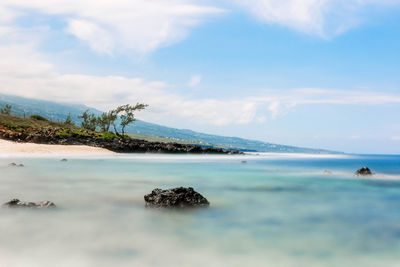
[144,187,210,208]
[8,163,24,167]
[355,166,372,176]
[3,199,56,208]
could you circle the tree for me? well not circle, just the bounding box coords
[30,115,48,121]
[78,109,97,131]
[64,113,75,126]
[0,104,12,115]
[114,103,148,137]
[97,111,116,132]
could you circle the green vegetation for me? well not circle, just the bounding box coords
[1,113,67,131]
[56,131,70,138]
[97,111,115,132]
[0,100,149,145]
[0,113,122,142]
[115,103,148,136]
[0,104,12,115]
[78,110,97,131]
[64,113,74,126]
[97,133,118,139]
[30,114,48,121]
[78,103,148,137]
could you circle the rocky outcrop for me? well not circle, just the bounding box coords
[355,167,372,176]
[8,163,24,167]
[144,187,210,208]
[3,199,56,208]
[0,126,240,154]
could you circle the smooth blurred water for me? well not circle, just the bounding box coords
[0,153,400,267]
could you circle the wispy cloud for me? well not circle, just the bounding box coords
[188,74,202,88]
[1,0,224,54]
[1,0,399,58]
[253,88,400,119]
[230,0,400,37]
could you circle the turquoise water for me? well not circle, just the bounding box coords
[0,153,400,267]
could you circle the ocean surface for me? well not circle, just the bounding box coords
[0,153,400,267]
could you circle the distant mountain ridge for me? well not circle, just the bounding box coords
[0,93,340,153]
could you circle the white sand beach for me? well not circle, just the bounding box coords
[0,139,114,155]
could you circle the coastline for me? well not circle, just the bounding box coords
[0,114,238,154]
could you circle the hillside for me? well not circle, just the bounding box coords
[0,93,340,153]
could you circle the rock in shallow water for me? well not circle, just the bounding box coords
[355,167,372,176]
[3,199,56,208]
[144,187,210,208]
[8,163,24,167]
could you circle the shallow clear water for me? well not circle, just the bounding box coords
[1,153,400,267]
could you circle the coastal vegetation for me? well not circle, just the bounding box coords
[79,103,148,137]
[30,114,48,121]
[0,104,12,115]
[0,109,234,154]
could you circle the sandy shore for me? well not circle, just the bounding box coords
[0,139,114,155]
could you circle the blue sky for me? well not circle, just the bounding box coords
[0,0,400,154]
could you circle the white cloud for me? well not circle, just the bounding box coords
[392,136,400,141]
[1,0,399,58]
[230,0,400,37]
[253,88,400,119]
[66,19,114,54]
[188,74,202,88]
[0,6,19,23]
[1,0,224,54]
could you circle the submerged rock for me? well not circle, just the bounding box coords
[8,163,24,167]
[60,159,68,162]
[144,187,210,208]
[3,199,56,208]
[355,167,372,176]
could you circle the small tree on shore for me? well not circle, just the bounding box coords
[97,111,116,132]
[120,103,147,136]
[113,103,148,137]
[64,113,75,126]
[78,109,97,131]
[0,104,12,115]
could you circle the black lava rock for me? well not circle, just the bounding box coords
[8,163,24,167]
[355,166,372,176]
[3,199,56,208]
[144,187,210,208]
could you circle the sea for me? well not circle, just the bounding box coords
[0,153,399,267]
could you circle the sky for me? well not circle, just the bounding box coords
[0,0,400,154]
